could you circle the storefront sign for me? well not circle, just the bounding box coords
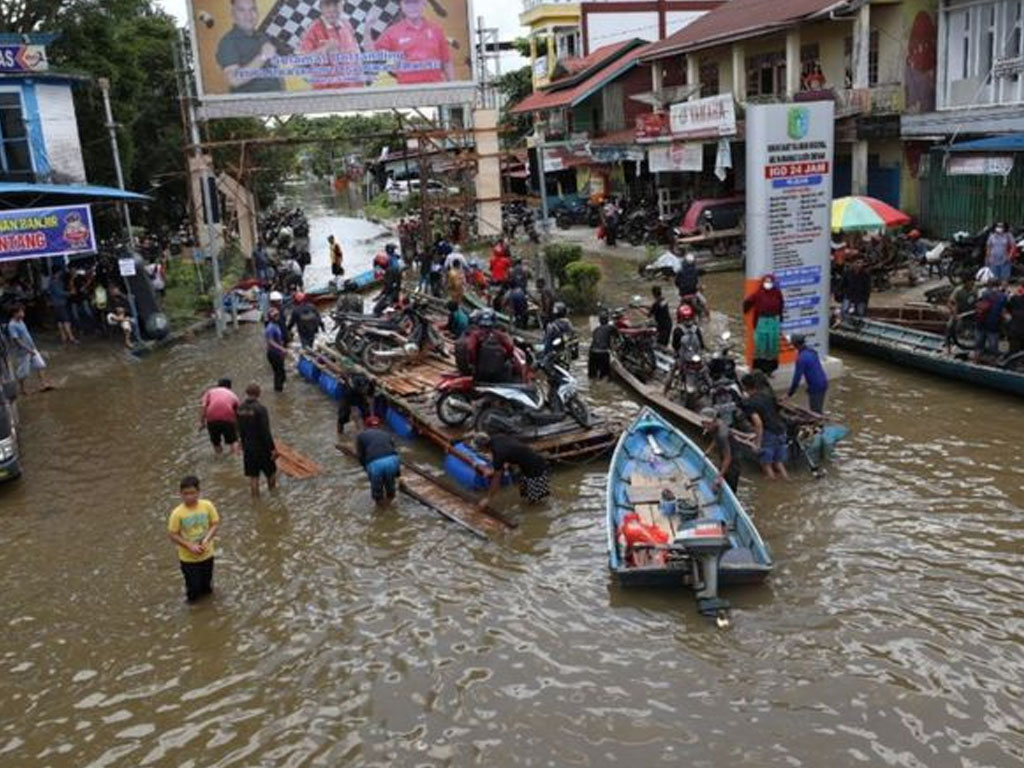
[591,145,645,164]
[745,101,834,360]
[635,112,671,140]
[0,205,96,263]
[669,94,736,139]
[647,142,703,173]
[0,45,48,73]
[946,154,1014,177]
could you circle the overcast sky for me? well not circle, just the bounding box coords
[154,0,526,40]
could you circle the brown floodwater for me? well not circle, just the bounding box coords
[1,211,1023,767]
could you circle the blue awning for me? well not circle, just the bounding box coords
[0,182,151,206]
[948,134,1024,152]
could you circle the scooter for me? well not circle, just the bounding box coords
[472,338,590,432]
[360,305,445,374]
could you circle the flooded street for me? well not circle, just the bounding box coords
[2,210,1023,766]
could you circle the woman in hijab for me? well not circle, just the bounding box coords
[743,273,785,374]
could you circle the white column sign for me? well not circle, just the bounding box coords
[745,101,834,359]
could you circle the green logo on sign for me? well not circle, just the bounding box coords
[787,107,810,140]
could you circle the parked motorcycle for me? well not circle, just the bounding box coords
[611,306,657,381]
[472,338,590,432]
[360,304,446,374]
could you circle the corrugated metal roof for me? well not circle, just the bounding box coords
[0,182,151,203]
[510,41,649,115]
[642,0,851,60]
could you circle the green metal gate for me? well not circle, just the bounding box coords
[922,149,1024,237]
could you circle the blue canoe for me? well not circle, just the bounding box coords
[606,407,773,589]
[830,317,1024,398]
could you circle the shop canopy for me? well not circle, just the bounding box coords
[947,134,1024,153]
[0,182,151,208]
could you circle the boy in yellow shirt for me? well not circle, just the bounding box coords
[167,475,220,603]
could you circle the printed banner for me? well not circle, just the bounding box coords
[946,154,1015,177]
[647,142,702,173]
[669,94,737,139]
[189,0,473,101]
[0,205,96,263]
[0,45,48,73]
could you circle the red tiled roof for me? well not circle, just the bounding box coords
[642,0,851,60]
[510,41,649,115]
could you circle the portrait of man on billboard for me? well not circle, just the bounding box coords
[297,0,364,89]
[370,0,453,84]
[215,0,284,93]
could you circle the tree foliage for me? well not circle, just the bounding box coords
[496,66,534,148]
[0,0,63,33]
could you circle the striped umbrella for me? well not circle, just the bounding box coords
[831,196,911,232]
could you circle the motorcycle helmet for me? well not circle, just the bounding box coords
[553,302,567,318]
[677,303,695,322]
[293,292,306,304]
[975,266,996,285]
[373,253,389,269]
[478,309,497,328]
[269,290,284,302]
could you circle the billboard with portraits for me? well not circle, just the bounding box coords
[188,0,474,112]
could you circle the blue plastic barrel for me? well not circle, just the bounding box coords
[386,407,416,439]
[318,372,340,400]
[443,441,505,491]
[297,357,319,383]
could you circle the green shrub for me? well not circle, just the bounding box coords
[562,260,601,313]
[543,242,583,285]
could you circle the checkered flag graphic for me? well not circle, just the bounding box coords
[261,0,403,51]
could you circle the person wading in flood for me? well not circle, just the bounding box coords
[741,373,789,480]
[783,334,829,414]
[199,378,240,455]
[167,475,220,603]
[236,382,278,497]
[265,307,287,392]
[700,406,741,493]
[356,415,400,508]
[470,432,550,509]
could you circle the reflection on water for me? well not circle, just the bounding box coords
[1,209,1023,766]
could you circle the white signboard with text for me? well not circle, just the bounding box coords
[647,142,703,173]
[745,101,834,359]
[669,94,736,138]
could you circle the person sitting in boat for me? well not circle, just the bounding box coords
[742,274,785,375]
[466,310,519,383]
[470,432,551,509]
[944,276,977,354]
[973,277,1008,363]
[356,416,400,509]
[781,334,828,415]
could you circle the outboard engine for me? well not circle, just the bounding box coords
[675,518,731,623]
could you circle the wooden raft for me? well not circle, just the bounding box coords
[335,443,515,540]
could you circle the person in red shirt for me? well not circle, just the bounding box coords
[298,0,364,88]
[489,242,511,285]
[199,378,241,455]
[372,0,453,84]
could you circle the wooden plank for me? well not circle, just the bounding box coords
[274,440,323,479]
[335,443,512,539]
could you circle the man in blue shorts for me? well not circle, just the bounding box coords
[741,373,789,480]
[356,416,400,508]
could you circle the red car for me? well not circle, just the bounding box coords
[677,195,745,236]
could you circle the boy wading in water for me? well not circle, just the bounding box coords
[167,476,220,603]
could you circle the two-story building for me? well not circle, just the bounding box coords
[902,0,1024,234]
[639,0,939,217]
[511,38,687,201]
[521,0,723,90]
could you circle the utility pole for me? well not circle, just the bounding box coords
[98,78,135,247]
[98,76,141,344]
[175,28,225,337]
